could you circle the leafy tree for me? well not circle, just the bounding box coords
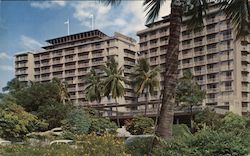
[13,81,72,129]
[62,108,117,135]
[194,107,222,130]
[102,56,125,127]
[62,108,91,135]
[131,58,160,115]
[99,0,250,139]
[2,78,27,94]
[176,70,205,130]
[125,116,154,135]
[0,97,47,140]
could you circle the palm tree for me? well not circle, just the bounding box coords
[99,0,250,139]
[84,68,103,112]
[102,56,125,127]
[52,78,71,105]
[131,58,160,115]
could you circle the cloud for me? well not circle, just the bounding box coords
[30,1,66,9]
[20,35,43,50]
[0,52,12,60]
[0,65,13,72]
[71,1,171,38]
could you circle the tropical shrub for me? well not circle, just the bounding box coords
[0,98,47,140]
[152,129,249,156]
[125,116,154,135]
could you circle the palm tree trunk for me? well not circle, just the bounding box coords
[155,0,182,139]
[115,98,120,127]
[144,92,148,116]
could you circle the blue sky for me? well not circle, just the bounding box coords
[0,0,170,91]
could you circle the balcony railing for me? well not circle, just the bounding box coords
[16,56,28,61]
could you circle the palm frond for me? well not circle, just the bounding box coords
[144,0,166,24]
[99,0,122,6]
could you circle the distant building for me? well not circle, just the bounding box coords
[14,30,138,113]
[137,3,250,115]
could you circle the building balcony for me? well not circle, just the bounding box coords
[206,88,219,93]
[34,57,40,61]
[53,67,63,72]
[15,70,27,75]
[182,52,193,58]
[194,70,206,75]
[150,60,159,65]
[195,60,205,66]
[41,62,50,67]
[196,80,206,84]
[242,97,249,102]
[207,68,219,73]
[242,77,248,82]
[182,44,193,49]
[15,56,28,61]
[222,86,233,91]
[92,53,103,58]
[52,60,62,64]
[242,56,249,62]
[41,55,50,60]
[125,53,135,58]
[125,61,135,66]
[53,75,63,79]
[242,66,249,72]
[207,78,219,83]
[52,53,62,57]
[242,86,249,92]
[221,76,233,81]
[182,63,193,68]
[125,92,134,97]
[194,31,205,37]
[78,55,89,60]
[65,58,75,63]
[78,71,88,75]
[221,65,234,71]
[207,58,219,64]
[206,18,220,25]
[207,48,218,54]
[206,28,220,34]
[67,87,76,92]
[64,50,75,55]
[65,65,76,70]
[41,69,50,74]
[194,51,205,56]
[182,34,193,40]
[65,72,75,77]
[41,77,51,81]
[207,38,219,44]
[92,61,104,66]
[124,68,133,73]
[16,63,27,68]
[78,63,89,68]
[194,41,205,47]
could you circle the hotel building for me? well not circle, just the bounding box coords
[14,30,138,110]
[137,3,250,115]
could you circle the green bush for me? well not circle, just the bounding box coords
[0,134,129,156]
[125,116,154,135]
[172,124,191,138]
[152,129,249,156]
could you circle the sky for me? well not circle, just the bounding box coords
[0,0,171,91]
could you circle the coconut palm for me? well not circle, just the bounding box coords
[131,58,160,115]
[99,0,250,139]
[84,68,103,104]
[52,78,71,104]
[102,56,125,127]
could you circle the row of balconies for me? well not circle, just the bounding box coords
[15,56,28,61]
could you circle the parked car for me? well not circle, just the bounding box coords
[49,140,74,145]
[0,139,11,146]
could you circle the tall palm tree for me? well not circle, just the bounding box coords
[52,78,71,105]
[131,58,160,115]
[102,56,125,127]
[84,68,103,106]
[99,0,250,139]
